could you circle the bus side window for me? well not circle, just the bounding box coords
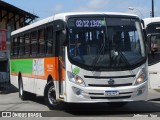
[19,35,25,56]
[11,38,15,57]
[13,37,19,57]
[46,26,54,56]
[24,34,30,56]
[38,29,45,55]
[31,31,38,56]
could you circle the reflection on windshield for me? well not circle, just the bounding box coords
[68,17,145,70]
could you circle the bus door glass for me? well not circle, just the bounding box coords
[53,20,66,96]
[56,30,66,96]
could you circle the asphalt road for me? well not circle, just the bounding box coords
[0,85,160,118]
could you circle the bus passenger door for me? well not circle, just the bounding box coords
[148,34,160,89]
[53,20,66,99]
[56,30,66,98]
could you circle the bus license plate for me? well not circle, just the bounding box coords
[105,91,119,96]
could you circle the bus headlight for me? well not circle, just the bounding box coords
[135,74,145,85]
[67,71,85,87]
[134,68,147,85]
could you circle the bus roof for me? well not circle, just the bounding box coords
[143,17,160,28]
[11,12,138,36]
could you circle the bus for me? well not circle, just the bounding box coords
[0,29,10,85]
[10,12,148,109]
[143,17,160,90]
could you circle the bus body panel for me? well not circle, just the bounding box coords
[10,57,59,81]
[149,63,160,89]
[143,17,160,90]
[35,78,47,96]
[10,74,60,96]
[10,75,18,88]
[10,56,66,97]
[23,77,35,93]
[10,57,60,96]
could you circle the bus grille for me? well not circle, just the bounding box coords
[88,83,132,87]
[88,92,133,95]
[90,96,131,99]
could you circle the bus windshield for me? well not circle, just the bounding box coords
[67,17,146,70]
[146,23,160,34]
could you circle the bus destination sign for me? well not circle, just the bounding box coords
[75,19,106,28]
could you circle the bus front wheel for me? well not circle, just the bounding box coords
[44,81,63,110]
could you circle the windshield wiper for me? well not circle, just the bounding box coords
[119,51,130,65]
[113,50,131,66]
[91,43,105,71]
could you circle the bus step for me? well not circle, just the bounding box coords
[59,95,64,100]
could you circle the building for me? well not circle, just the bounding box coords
[0,0,38,50]
[0,0,38,31]
[0,1,38,86]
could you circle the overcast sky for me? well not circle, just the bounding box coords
[3,0,160,20]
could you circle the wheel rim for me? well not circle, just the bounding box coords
[19,78,23,96]
[48,86,59,106]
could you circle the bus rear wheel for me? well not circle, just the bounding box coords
[18,76,29,100]
[44,81,63,110]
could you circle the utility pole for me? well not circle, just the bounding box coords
[152,0,154,17]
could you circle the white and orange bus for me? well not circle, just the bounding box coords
[143,17,160,90]
[10,12,148,109]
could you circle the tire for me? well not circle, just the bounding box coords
[107,102,128,107]
[18,76,29,100]
[44,81,63,110]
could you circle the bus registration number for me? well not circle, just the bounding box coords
[105,91,119,96]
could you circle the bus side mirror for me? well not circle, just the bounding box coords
[142,29,148,55]
[53,20,65,31]
[141,19,145,28]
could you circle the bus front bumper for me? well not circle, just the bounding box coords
[66,81,148,103]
